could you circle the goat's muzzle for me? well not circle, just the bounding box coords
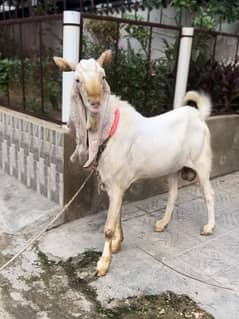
[89,102,101,113]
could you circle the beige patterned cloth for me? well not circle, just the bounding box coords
[67,91,118,168]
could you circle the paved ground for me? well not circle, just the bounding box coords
[0,170,239,318]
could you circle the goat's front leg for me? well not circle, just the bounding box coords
[155,173,178,232]
[96,189,123,277]
[112,209,124,253]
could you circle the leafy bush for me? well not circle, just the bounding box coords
[0,59,11,93]
[1,16,238,119]
[188,58,239,113]
[83,20,178,116]
[0,56,61,114]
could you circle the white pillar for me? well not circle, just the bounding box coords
[173,27,194,108]
[62,11,81,123]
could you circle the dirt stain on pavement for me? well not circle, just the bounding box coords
[0,249,214,319]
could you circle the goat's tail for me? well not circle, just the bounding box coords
[183,91,212,120]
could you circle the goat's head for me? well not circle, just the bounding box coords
[53,50,112,114]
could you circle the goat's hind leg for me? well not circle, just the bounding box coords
[155,173,179,232]
[196,168,215,235]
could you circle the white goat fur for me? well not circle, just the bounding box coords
[54,51,215,277]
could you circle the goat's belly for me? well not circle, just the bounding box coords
[129,137,188,179]
[133,154,186,179]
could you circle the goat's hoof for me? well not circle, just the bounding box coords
[112,241,121,253]
[154,221,167,232]
[200,224,215,236]
[96,257,111,277]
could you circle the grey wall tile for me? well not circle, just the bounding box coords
[0,109,65,205]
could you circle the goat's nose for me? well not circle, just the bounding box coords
[90,101,100,109]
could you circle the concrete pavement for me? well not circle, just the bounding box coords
[0,170,239,318]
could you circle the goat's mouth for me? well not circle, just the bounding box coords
[78,91,101,113]
[88,104,101,113]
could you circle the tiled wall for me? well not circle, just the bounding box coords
[0,107,64,206]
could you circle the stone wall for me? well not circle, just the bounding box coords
[209,115,239,177]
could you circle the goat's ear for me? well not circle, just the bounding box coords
[97,50,112,66]
[53,57,76,71]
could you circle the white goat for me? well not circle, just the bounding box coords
[54,50,215,277]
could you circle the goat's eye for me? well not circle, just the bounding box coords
[76,79,80,83]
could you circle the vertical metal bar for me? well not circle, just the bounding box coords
[134,3,137,20]
[179,8,182,25]
[63,0,67,10]
[191,11,195,27]
[53,0,57,14]
[235,37,239,62]
[143,26,153,112]
[106,0,109,15]
[28,0,33,16]
[15,2,18,18]
[79,14,84,59]
[6,77,10,107]
[19,23,26,110]
[212,34,217,61]
[172,29,182,105]
[5,25,10,106]
[32,0,35,16]
[9,1,12,19]
[21,0,24,17]
[120,0,124,17]
[80,0,83,12]
[39,21,45,113]
[160,7,163,23]
[147,8,151,22]
[91,0,95,12]
[218,17,222,31]
[3,1,6,20]
[113,22,120,92]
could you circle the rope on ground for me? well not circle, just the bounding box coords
[0,170,94,273]
[137,246,239,294]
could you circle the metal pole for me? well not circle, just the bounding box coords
[173,27,194,109]
[62,11,81,123]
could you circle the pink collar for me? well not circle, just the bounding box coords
[108,108,120,137]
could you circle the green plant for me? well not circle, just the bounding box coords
[0,59,10,93]
[83,39,177,115]
[124,23,150,54]
[170,0,239,28]
[193,7,215,29]
[83,18,179,116]
[188,57,239,114]
[0,58,22,99]
[170,0,197,10]
[86,20,118,47]
[0,55,61,114]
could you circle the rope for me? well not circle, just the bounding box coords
[0,76,113,272]
[0,170,94,273]
[0,81,111,273]
[137,246,239,294]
